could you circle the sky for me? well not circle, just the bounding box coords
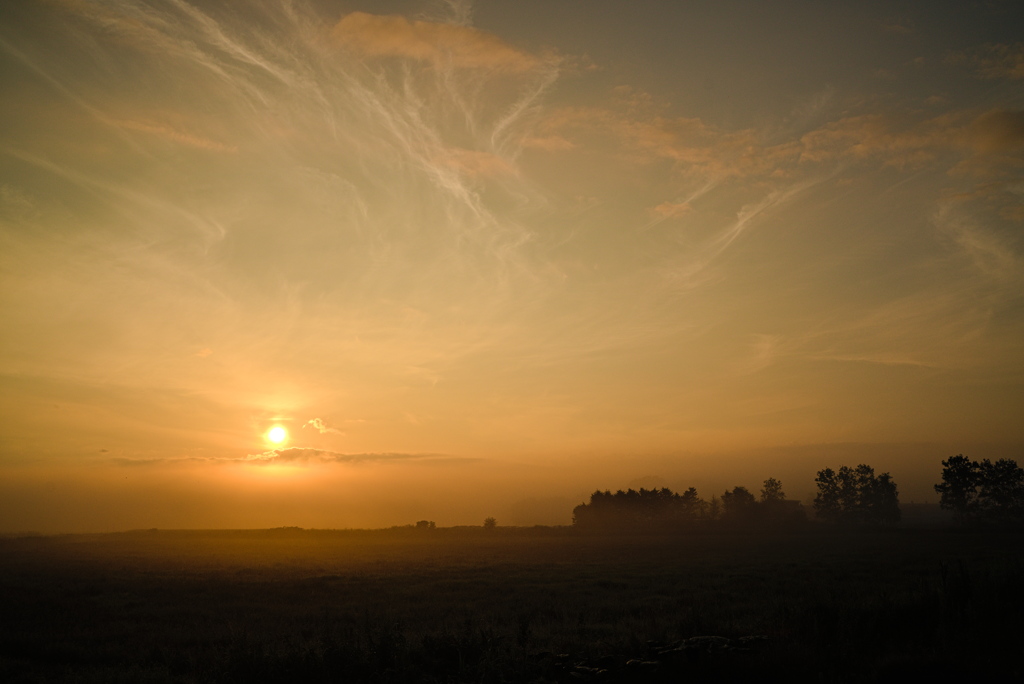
[1,0,1023,532]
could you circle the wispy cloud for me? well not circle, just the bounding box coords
[111,456,213,467]
[0,0,570,393]
[664,177,825,287]
[304,418,340,434]
[243,448,474,466]
[331,12,550,74]
[648,201,692,219]
[934,200,1023,286]
[787,286,1014,372]
[534,100,800,180]
[948,42,1024,80]
[796,108,1024,174]
[732,334,788,375]
[881,20,915,35]
[109,450,476,467]
[102,116,237,153]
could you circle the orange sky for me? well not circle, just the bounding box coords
[1,0,1023,531]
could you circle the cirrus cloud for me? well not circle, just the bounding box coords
[331,12,550,73]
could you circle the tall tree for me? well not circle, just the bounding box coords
[866,472,901,525]
[977,459,1024,521]
[934,454,981,523]
[814,468,842,522]
[760,478,785,504]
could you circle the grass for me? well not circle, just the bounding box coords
[1,526,1022,682]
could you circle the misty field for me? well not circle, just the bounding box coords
[1,527,1022,682]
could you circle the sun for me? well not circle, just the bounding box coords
[266,426,288,444]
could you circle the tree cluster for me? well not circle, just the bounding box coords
[720,478,805,525]
[572,479,805,531]
[572,487,703,530]
[935,454,1024,525]
[813,465,900,525]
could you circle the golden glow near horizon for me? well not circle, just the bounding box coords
[1,0,1022,532]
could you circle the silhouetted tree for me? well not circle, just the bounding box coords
[483,517,497,529]
[814,468,842,522]
[814,465,900,525]
[869,472,901,525]
[678,487,702,518]
[760,478,785,504]
[936,455,1024,525]
[758,478,806,524]
[416,520,436,530]
[721,486,757,523]
[572,487,708,530]
[705,494,721,521]
[979,459,1024,521]
[934,455,981,523]
[573,481,805,530]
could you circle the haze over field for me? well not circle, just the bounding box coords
[1,0,1022,531]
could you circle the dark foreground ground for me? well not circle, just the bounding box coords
[1,526,1022,683]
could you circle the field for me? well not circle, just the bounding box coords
[2,527,1023,682]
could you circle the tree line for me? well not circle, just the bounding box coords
[813,465,900,525]
[572,477,810,530]
[572,455,1024,531]
[574,464,903,530]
